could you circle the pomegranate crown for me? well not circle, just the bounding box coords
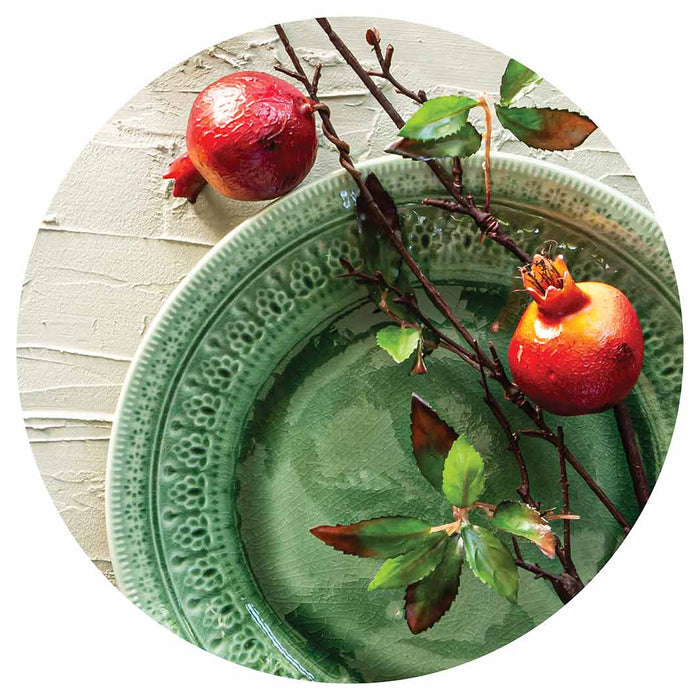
[520,254,588,316]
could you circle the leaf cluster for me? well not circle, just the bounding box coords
[386,58,596,161]
[311,395,556,633]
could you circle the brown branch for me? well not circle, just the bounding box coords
[277,26,494,371]
[557,426,574,571]
[511,538,558,583]
[476,344,581,585]
[475,344,534,508]
[512,538,582,603]
[278,20,631,536]
[452,158,463,194]
[364,27,426,105]
[312,17,641,535]
[315,17,533,264]
[338,258,482,371]
[274,25,359,181]
[519,422,631,535]
[614,401,651,509]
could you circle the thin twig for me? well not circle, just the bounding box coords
[316,18,532,264]
[312,17,639,535]
[338,258,482,371]
[475,343,534,507]
[519,422,631,535]
[512,538,559,583]
[476,344,580,582]
[614,401,651,509]
[557,426,573,571]
[364,28,426,105]
[276,29,494,369]
[315,17,533,264]
[477,95,493,214]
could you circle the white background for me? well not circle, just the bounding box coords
[1,1,698,697]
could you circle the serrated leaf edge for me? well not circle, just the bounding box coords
[310,515,433,558]
[462,525,519,604]
[398,96,479,141]
[368,537,447,591]
[492,500,556,559]
[494,105,596,151]
[410,393,459,492]
[404,537,464,634]
[376,326,421,363]
[499,59,543,106]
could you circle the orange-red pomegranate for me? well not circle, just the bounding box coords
[164,71,318,202]
[507,254,644,416]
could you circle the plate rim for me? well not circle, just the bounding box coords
[105,151,672,673]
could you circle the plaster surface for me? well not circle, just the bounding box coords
[16,17,646,584]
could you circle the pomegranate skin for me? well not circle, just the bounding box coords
[508,257,644,416]
[183,71,317,201]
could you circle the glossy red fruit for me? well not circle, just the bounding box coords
[164,71,318,202]
[507,254,644,416]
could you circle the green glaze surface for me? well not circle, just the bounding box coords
[107,154,682,682]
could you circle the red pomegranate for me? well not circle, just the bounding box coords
[507,254,644,416]
[164,71,318,202]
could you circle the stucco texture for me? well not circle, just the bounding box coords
[16,18,647,584]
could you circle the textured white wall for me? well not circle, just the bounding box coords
[16,17,646,583]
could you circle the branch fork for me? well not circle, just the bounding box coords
[275,18,648,605]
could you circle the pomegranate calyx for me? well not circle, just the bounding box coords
[521,254,588,317]
[163,154,207,203]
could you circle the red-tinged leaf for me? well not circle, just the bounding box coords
[368,537,447,590]
[495,105,596,150]
[405,534,463,634]
[362,172,400,231]
[386,124,481,161]
[492,501,556,559]
[310,516,437,558]
[354,174,417,325]
[355,173,402,285]
[411,394,458,491]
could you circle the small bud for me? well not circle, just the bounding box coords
[411,339,428,375]
[411,353,428,375]
[384,44,394,69]
[365,27,381,45]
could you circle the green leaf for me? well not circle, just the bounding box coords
[461,524,519,603]
[410,394,458,492]
[405,534,463,634]
[376,326,420,363]
[441,435,485,507]
[368,537,447,591]
[500,58,542,106]
[495,105,596,150]
[399,95,479,141]
[386,124,482,161]
[492,501,556,559]
[310,517,437,558]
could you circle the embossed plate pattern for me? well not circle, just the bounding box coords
[107,154,681,682]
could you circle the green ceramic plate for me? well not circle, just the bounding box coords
[107,154,681,683]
